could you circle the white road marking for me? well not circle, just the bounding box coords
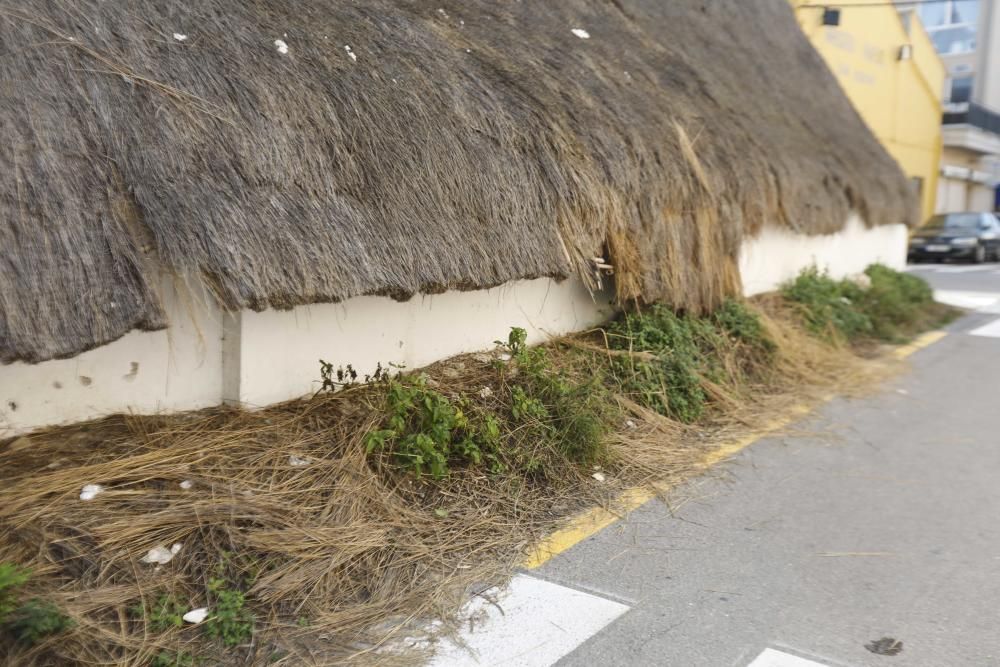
[428,574,630,666]
[747,648,832,667]
[969,318,1000,338]
[933,290,1000,310]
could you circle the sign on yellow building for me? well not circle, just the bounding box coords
[790,1,945,222]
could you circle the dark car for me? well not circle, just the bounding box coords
[908,212,1000,263]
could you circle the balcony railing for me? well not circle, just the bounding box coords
[943,102,1000,136]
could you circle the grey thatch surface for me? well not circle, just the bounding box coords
[0,1,916,364]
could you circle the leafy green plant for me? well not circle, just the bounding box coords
[782,264,951,344]
[605,305,712,423]
[781,267,871,341]
[857,264,939,342]
[502,328,611,465]
[137,594,186,632]
[151,650,195,667]
[0,562,30,621]
[5,598,73,645]
[203,577,254,648]
[364,375,491,478]
[712,299,776,355]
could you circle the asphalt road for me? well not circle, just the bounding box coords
[528,264,1000,666]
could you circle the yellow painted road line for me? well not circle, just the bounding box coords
[523,330,949,570]
[892,330,947,360]
[523,487,654,569]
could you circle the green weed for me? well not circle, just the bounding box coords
[712,299,776,355]
[135,594,186,633]
[0,562,73,645]
[0,562,30,620]
[5,598,73,645]
[858,264,940,342]
[203,577,254,648]
[605,306,712,422]
[151,650,195,667]
[780,267,871,341]
[364,375,492,478]
[503,328,611,466]
[603,300,773,422]
[782,264,951,344]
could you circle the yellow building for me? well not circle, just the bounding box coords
[790,1,946,222]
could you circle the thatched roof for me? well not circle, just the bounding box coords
[0,0,916,364]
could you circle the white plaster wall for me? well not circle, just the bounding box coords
[233,278,615,407]
[739,215,908,296]
[2,213,911,434]
[0,280,224,437]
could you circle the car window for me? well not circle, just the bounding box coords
[923,213,980,230]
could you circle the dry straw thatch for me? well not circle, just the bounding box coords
[1,0,916,364]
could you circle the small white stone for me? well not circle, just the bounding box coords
[571,28,590,39]
[80,484,104,501]
[179,479,193,490]
[625,419,637,430]
[289,455,311,467]
[591,472,606,482]
[274,39,289,55]
[182,608,209,624]
[172,33,187,41]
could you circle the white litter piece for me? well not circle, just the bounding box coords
[140,543,183,565]
[80,484,104,501]
[182,608,209,624]
[344,45,357,61]
[624,419,637,430]
[274,39,289,55]
[478,387,493,398]
[289,455,311,467]
[591,472,606,482]
[179,479,194,490]
[747,648,831,667]
[571,28,590,39]
[172,33,187,41]
[428,573,628,666]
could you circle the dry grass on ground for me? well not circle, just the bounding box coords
[0,298,907,666]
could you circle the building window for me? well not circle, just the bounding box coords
[949,76,974,103]
[919,0,979,54]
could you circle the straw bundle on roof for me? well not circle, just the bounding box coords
[0,0,916,364]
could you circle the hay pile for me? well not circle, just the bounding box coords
[0,297,895,666]
[0,0,916,364]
